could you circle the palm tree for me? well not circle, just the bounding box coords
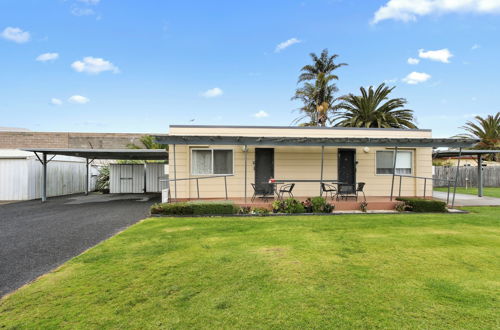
[127,135,168,150]
[292,49,346,126]
[125,135,168,164]
[332,83,417,129]
[455,113,500,160]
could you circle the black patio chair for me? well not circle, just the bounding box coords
[320,183,337,200]
[251,183,273,202]
[277,183,295,200]
[356,182,366,202]
[336,183,356,201]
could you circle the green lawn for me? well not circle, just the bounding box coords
[1,208,499,329]
[434,187,500,198]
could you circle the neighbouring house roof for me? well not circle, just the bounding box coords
[169,125,432,132]
[22,148,168,160]
[154,135,478,148]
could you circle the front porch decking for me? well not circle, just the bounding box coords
[171,196,408,211]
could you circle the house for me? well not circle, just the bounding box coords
[155,125,476,203]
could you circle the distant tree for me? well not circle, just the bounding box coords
[455,113,500,160]
[332,83,417,129]
[292,49,347,126]
[124,135,168,164]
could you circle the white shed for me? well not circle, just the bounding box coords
[109,163,167,193]
[0,149,97,201]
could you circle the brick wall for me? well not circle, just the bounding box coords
[0,131,150,149]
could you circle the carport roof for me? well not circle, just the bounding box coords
[22,148,168,160]
[433,149,500,157]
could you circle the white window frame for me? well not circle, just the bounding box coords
[375,150,414,176]
[191,148,234,176]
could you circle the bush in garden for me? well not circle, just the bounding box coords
[396,198,446,212]
[150,201,238,215]
[252,207,270,215]
[272,200,287,213]
[359,201,368,212]
[283,198,306,213]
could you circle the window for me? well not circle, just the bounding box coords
[191,149,233,175]
[376,150,412,175]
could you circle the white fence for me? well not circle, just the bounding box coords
[0,154,97,200]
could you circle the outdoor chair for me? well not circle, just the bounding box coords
[251,183,273,202]
[320,183,337,200]
[336,183,356,201]
[277,183,295,200]
[356,182,366,202]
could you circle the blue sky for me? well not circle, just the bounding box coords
[1,0,499,137]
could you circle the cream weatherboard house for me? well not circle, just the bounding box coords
[155,125,474,204]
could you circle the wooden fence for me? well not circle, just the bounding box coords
[433,166,500,187]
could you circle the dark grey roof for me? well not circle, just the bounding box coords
[434,150,500,157]
[154,135,478,148]
[22,148,168,160]
[170,125,432,132]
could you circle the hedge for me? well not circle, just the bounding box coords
[396,197,447,213]
[151,201,238,215]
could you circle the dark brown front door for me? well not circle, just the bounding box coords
[338,149,356,187]
[255,148,274,193]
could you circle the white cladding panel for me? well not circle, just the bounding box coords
[0,157,93,200]
[146,163,167,193]
[109,164,145,194]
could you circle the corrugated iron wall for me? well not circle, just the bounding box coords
[110,163,167,194]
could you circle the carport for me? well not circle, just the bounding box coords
[23,148,168,202]
[433,149,500,197]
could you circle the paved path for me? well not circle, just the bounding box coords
[433,191,500,206]
[0,193,159,297]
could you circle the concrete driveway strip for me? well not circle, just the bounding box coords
[433,191,500,206]
[0,193,159,297]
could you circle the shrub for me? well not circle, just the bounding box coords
[272,198,305,213]
[95,165,110,193]
[238,206,251,214]
[396,197,446,213]
[302,197,334,213]
[150,201,238,215]
[252,207,270,215]
[394,202,406,213]
[359,201,368,212]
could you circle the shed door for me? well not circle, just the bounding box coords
[338,149,356,187]
[255,148,274,193]
[120,165,134,193]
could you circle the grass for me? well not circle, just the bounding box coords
[1,208,499,329]
[434,186,500,198]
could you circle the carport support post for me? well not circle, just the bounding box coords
[244,145,248,204]
[477,154,483,197]
[173,144,177,201]
[451,147,462,208]
[390,146,398,201]
[85,158,89,195]
[320,146,325,196]
[42,153,47,202]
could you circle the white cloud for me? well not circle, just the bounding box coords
[201,87,223,98]
[372,0,500,24]
[402,71,431,84]
[68,95,90,104]
[254,110,269,118]
[407,57,420,65]
[71,7,95,16]
[50,98,63,106]
[71,57,119,74]
[418,48,453,63]
[471,44,480,50]
[36,52,59,62]
[1,27,30,43]
[275,38,301,52]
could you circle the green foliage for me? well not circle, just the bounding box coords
[455,113,500,161]
[292,49,347,126]
[252,207,270,215]
[151,201,238,215]
[333,83,417,129]
[272,198,305,213]
[303,197,334,213]
[95,166,110,192]
[238,206,252,214]
[396,197,447,213]
[359,201,368,212]
[394,202,406,213]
